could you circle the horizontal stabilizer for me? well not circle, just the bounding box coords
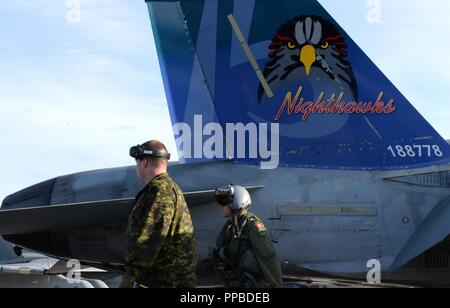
[390,196,450,271]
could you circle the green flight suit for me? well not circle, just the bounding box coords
[215,211,283,288]
[125,173,197,288]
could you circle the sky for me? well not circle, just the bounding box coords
[1,0,450,203]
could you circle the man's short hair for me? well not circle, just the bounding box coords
[140,140,169,166]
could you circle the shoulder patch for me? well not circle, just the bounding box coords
[255,222,264,230]
[254,222,267,236]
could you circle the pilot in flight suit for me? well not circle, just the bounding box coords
[213,185,283,288]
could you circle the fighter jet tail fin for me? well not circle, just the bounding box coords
[145,0,450,170]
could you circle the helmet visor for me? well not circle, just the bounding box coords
[215,185,234,206]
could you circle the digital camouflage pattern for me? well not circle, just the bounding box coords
[215,211,283,288]
[126,173,197,288]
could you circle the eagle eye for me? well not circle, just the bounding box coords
[320,42,329,49]
[287,42,296,49]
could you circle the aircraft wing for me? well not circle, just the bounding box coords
[0,198,133,235]
[0,185,263,235]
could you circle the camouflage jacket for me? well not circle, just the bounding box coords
[215,211,283,288]
[126,173,197,288]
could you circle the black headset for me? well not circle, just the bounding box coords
[129,144,171,160]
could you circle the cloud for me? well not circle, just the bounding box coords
[75,0,154,52]
[0,0,176,202]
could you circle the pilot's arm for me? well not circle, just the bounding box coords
[214,222,232,263]
[125,187,175,283]
[248,220,283,288]
[215,223,228,249]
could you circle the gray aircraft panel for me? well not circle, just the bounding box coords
[1,160,450,283]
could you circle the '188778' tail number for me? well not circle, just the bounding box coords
[387,145,443,158]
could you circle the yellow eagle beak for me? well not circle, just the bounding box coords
[300,45,316,76]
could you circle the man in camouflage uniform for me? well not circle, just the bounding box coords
[121,140,197,288]
[213,185,283,288]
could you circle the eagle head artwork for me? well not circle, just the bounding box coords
[258,15,358,104]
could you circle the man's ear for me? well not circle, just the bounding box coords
[143,158,150,168]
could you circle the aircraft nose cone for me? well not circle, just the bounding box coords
[1,179,55,210]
